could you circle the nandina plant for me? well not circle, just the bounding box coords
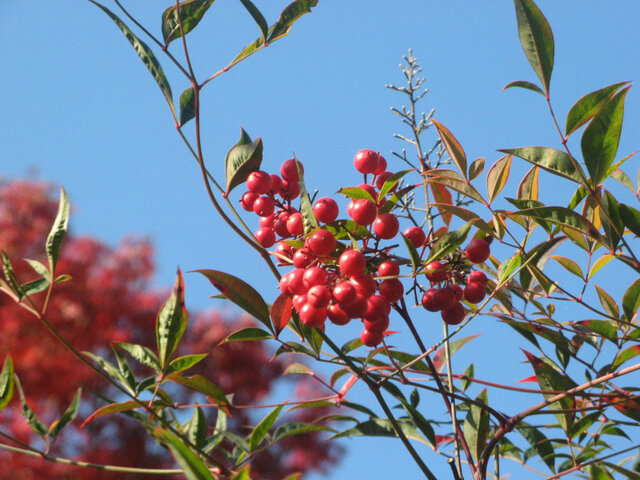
[2,0,640,479]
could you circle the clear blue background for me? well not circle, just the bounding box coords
[2,1,640,479]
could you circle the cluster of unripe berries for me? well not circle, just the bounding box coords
[239,149,493,347]
[421,238,491,325]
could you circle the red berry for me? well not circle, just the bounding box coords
[259,213,275,228]
[360,329,384,347]
[269,174,283,194]
[403,226,426,248]
[281,158,304,182]
[299,303,327,328]
[425,261,448,283]
[357,183,377,200]
[363,315,389,333]
[293,248,314,268]
[327,304,351,325]
[246,170,272,194]
[307,229,336,256]
[373,154,387,176]
[307,285,331,308]
[255,227,275,248]
[275,242,293,260]
[464,282,486,304]
[292,293,307,311]
[343,294,368,318]
[378,278,404,302]
[240,191,259,212]
[349,198,377,225]
[354,149,379,174]
[365,295,391,321]
[288,269,307,295]
[375,171,397,192]
[373,213,399,239]
[279,273,292,295]
[467,270,488,285]
[333,281,357,307]
[286,212,304,236]
[313,197,339,223]
[339,249,367,276]
[449,284,464,301]
[349,274,377,297]
[377,260,400,277]
[421,288,440,312]
[280,180,301,199]
[302,266,327,290]
[466,238,491,264]
[432,288,456,311]
[252,196,274,217]
[441,301,465,325]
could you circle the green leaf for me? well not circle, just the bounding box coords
[581,87,630,186]
[518,166,539,200]
[0,356,14,413]
[45,187,69,273]
[551,255,584,279]
[431,119,467,177]
[462,389,490,461]
[168,354,208,374]
[424,223,471,265]
[25,258,51,280]
[156,269,188,370]
[89,1,175,117]
[497,252,523,285]
[620,203,640,237]
[503,80,545,96]
[338,186,375,203]
[271,292,293,336]
[513,0,554,94]
[168,373,229,406]
[161,0,216,46]
[267,0,318,43]
[425,169,485,203]
[588,253,615,279]
[610,168,635,194]
[238,0,268,42]
[523,350,576,434]
[378,184,419,214]
[283,363,314,376]
[565,82,629,136]
[196,269,271,328]
[330,418,428,444]
[20,277,50,297]
[116,342,161,372]
[602,461,640,479]
[586,464,615,480]
[574,320,618,342]
[594,285,619,318]
[378,169,413,201]
[500,147,585,184]
[401,233,421,273]
[612,345,640,368]
[273,422,333,443]
[187,406,207,450]
[179,86,195,126]
[487,154,512,203]
[622,278,640,321]
[224,129,263,195]
[468,157,485,180]
[428,204,493,236]
[81,400,144,427]
[83,351,135,395]
[462,363,474,392]
[511,206,600,239]
[221,327,273,343]
[49,389,81,440]
[516,422,555,472]
[157,428,215,480]
[398,398,437,447]
[295,159,319,234]
[249,405,284,451]
[112,347,137,394]
[15,376,47,436]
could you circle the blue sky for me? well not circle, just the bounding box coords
[2,1,640,479]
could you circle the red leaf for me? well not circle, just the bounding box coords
[271,293,293,335]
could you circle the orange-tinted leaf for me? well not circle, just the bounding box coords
[430,182,452,226]
[431,119,467,177]
[271,293,293,335]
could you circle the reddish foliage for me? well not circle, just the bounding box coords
[0,179,340,479]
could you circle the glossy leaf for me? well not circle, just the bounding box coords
[221,327,274,343]
[157,428,215,480]
[156,269,188,369]
[622,278,640,321]
[610,168,635,194]
[271,292,293,335]
[378,184,419,214]
[398,398,437,447]
[565,82,629,136]
[498,252,523,284]
[600,191,624,250]
[487,155,512,203]
[401,233,421,272]
[431,119,467,177]
[296,159,319,234]
[116,342,161,372]
[179,86,195,126]
[249,405,283,451]
[523,350,576,434]
[338,186,375,203]
[575,320,618,342]
[500,147,584,184]
[196,269,271,328]
[15,377,47,436]
[516,422,555,471]
[238,0,268,41]
[512,206,600,239]
[462,389,490,461]
[425,170,485,203]
[468,157,485,180]
[430,182,453,226]
[167,354,208,374]
[330,418,428,445]
[503,80,545,96]
[167,373,229,406]
[161,0,215,46]
[45,186,69,272]
[518,166,539,200]
[187,406,207,449]
[0,356,14,413]
[378,169,413,200]
[49,388,82,440]
[588,251,614,278]
[513,0,554,93]
[551,256,584,279]
[429,203,493,235]
[594,285,619,318]
[620,203,640,237]
[224,129,263,195]
[612,345,640,368]
[462,363,474,392]
[89,1,175,117]
[424,223,471,265]
[581,86,630,186]
[81,400,144,428]
[83,351,135,395]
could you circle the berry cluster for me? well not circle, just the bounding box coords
[421,239,491,325]
[238,150,493,347]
